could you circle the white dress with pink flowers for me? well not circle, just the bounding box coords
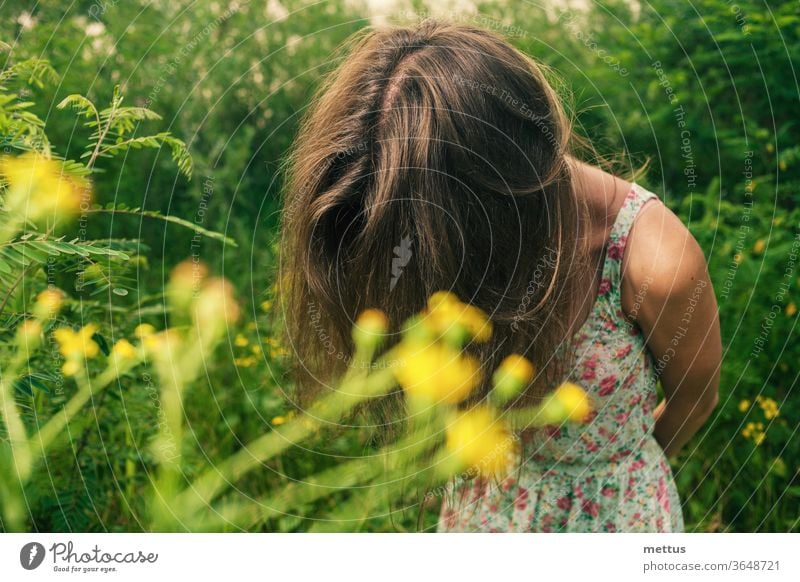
[438,184,684,532]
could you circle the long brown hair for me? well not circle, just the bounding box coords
[280,19,589,406]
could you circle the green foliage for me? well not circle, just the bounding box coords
[59,86,193,178]
[0,0,797,533]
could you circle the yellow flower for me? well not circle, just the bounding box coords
[111,339,137,361]
[62,360,81,377]
[786,303,797,317]
[53,324,99,360]
[143,329,181,356]
[492,354,536,401]
[352,308,389,349]
[234,356,257,367]
[393,341,481,404]
[0,153,90,221]
[733,252,743,265]
[753,239,765,254]
[34,288,64,319]
[133,323,156,339]
[234,334,249,347]
[260,299,273,312]
[738,399,750,413]
[16,320,42,348]
[269,347,289,359]
[539,382,592,424]
[193,277,240,340]
[168,260,207,312]
[741,421,767,444]
[425,291,492,344]
[271,416,286,426]
[445,407,518,477]
[757,396,780,420]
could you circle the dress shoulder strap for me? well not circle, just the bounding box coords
[601,183,660,288]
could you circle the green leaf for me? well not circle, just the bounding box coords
[92,332,111,356]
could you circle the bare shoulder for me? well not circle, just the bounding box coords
[621,196,712,317]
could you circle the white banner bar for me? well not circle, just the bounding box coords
[1,533,797,581]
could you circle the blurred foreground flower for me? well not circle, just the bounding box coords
[0,153,90,222]
[492,354,535,402]
[352,308,389,351]
[538,382,591,424]
[134,323,156,340]
[422,290,492,345]
[393,341,481,404]
[168,260,208,312]
[446,407,518,477]
[34,289,64,319]
[54,324,100,376]
[110,339,138,366]
[193,277,240,342]
[15,320,42,350]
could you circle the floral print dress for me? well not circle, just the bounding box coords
[438,184,684,533]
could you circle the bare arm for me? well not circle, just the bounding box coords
[622,200,722,457]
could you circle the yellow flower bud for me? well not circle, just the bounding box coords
[445,407,518,477]
[539,382,591,424]
[425,291,492,345]
[786,302,797,317]
[193,277,240,341]
[62,360,81,377]
[753,239,765,254]
[0,153,90,222]
[34,289,64,319]
[111,339,138,362]
[393,341,481,404]
[492,354,535,401]
[143,330,181,356]
[352,308,389,349]
[168,260,207,312]
[53,324,99,360]
[16,320,42,349]
[133,323,156,339]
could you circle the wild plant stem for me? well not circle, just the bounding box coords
[0,352,34,480]
[174,363,397,518]
[196,419,441,531]
[28,361,136,466]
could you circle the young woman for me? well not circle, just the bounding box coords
[280,20,721,532]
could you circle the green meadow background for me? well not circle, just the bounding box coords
[0,0,798,531]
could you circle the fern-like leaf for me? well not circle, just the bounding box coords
[88,204,235,246]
